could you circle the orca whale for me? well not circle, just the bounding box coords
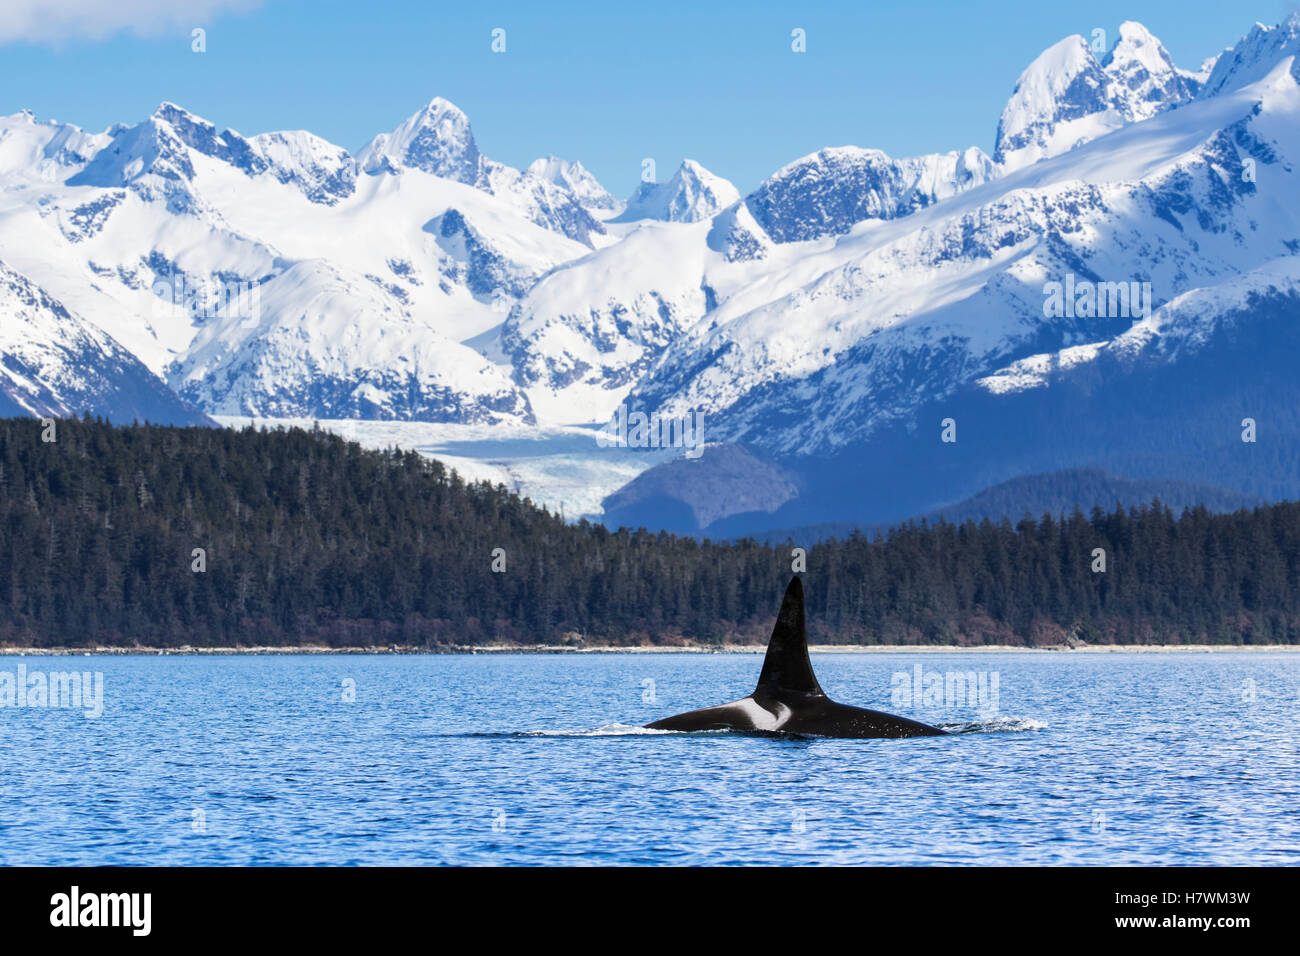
[645,577,947,738]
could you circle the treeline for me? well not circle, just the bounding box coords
[0,416,1297,647]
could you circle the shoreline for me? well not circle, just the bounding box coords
[1,643,1297,656]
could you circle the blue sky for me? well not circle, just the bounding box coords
[0,0,1293,195]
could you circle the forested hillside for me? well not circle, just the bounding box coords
[1,417,1298,647]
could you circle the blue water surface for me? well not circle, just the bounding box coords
[1,652,1296,865]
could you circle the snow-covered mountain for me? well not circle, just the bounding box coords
[0,97,607,424]
[0,261,208,423]
[357,97,606,246]
[526,155,623,215]
[615,159,739,223]
[502,143,999,418]
[741,145,997,244]
[994,22,1208,171]
[501,218,717,420]
[622,15,1300,464]
[2,15,1299,531]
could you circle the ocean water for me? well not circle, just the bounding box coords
[0,651,1296,866]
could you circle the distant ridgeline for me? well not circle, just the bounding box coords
[1,416,1298,648]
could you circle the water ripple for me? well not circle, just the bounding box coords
[1,651,1295,865]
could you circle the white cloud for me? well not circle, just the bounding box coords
[0,0,265,45]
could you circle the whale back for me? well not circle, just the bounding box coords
[754,577,825,697]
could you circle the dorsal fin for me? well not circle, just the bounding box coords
[755,577,824,697]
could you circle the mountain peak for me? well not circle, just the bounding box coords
[153,100,193,120]
[995,23,1197,169]
[1103,21,1197,120]
[410,96,473,134]
[69,100,360,211]
[1105,21,1164,73]
[994,36,1109,168]
[423,95,466,115]
[356,96,485,185]
[527,152,564,172]
[1115,20,1157,46]
[1029,34,1098,84]
[616,158,739,223]
[354,102,604,243]
[1199,14,1300,99]
[525,155,620,213]
[741,144,995,245]
[149,101,240,148]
